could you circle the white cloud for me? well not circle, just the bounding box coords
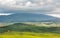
[0,0,55,9]
[47,0,53,3]
[25,1,32,7]
[45,14,60,18]
[52,8,60,13]
[0,0,16,5]
[0,13,14,16]
[0,0,60,14]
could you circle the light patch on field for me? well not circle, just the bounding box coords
[0,23,14,27]
[23,22,60,27]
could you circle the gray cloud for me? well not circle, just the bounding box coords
[0,0,60,14]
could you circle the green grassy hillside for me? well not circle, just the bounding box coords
[0,23,60,34]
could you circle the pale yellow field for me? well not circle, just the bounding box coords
[0,32,60,38]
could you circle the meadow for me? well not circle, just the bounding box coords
[0,31,60,38]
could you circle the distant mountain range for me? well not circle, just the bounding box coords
[0,13,60,22]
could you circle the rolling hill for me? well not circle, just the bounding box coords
[0,23,60,33]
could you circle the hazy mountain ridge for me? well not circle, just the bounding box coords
[0,13,60,22]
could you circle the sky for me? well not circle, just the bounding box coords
[0,0,60,18]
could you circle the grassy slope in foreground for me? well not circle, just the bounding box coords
[0,31,60,38]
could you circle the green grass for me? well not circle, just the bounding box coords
[0,31,60,38]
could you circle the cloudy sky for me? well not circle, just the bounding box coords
[0,0,60,18]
